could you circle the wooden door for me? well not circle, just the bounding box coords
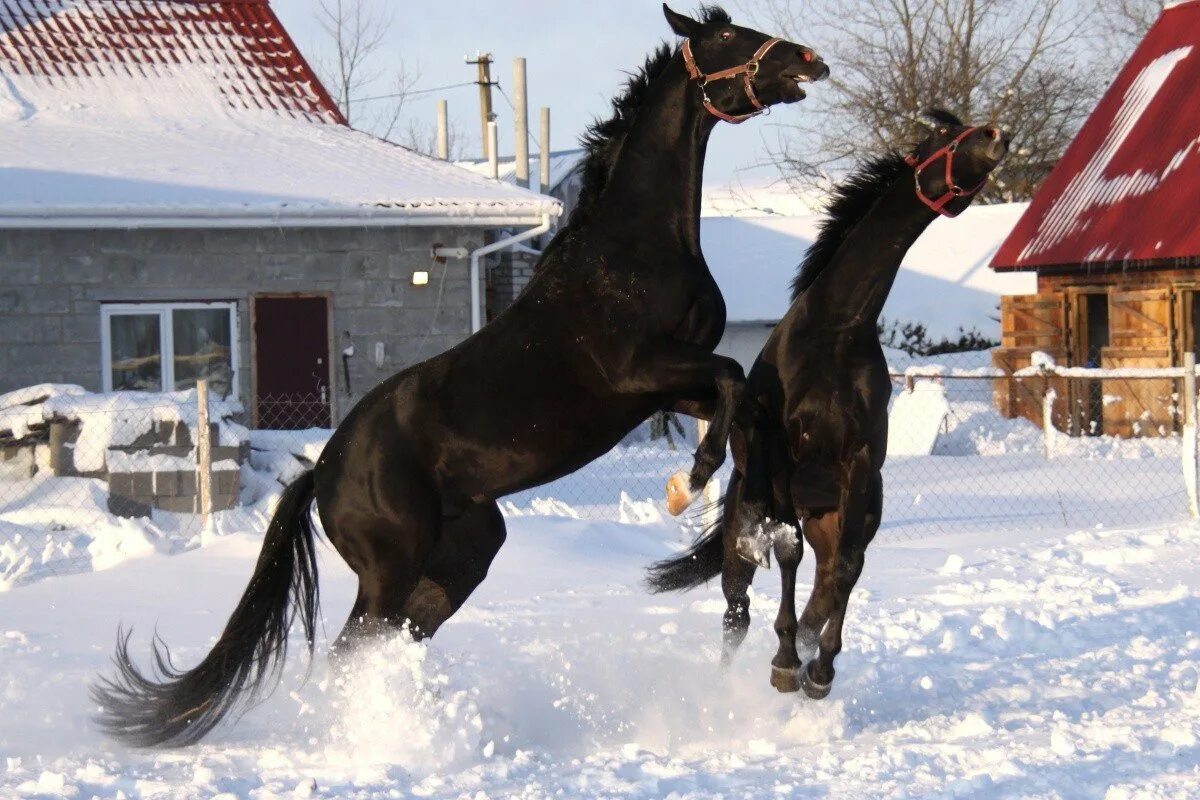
[1102,288,1175,436]
[253,295,332,430]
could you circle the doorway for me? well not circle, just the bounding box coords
[1081,292,1109,435]
[252,295,332,429]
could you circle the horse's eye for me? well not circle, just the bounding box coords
[939,127,948,135]
[719,30,734,41]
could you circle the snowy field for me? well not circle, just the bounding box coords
[2,373,1198,798]
[2,484,1199,797]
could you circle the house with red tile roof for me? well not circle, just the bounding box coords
[0,0,559,427]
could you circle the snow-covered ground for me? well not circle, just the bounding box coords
[2,482,1199,797]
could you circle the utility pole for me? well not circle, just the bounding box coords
[466,52,496,161]
[436,99,449,160]
[539,106,551,195]
[513,57,530,188]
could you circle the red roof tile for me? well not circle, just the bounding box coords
[992,0,1200,272]
[0,0,345,124]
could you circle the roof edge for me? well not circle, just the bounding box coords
[0,207,557,231]
[260,1,347,125]
[993,254,1200,275]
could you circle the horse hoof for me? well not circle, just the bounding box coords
[800,663,832,700]
[770,665,802,693]
[665,471,695,516]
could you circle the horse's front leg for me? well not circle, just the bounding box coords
[662,385,746,516]
[611,339,744,515]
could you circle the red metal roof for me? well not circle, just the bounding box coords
[0,0,345,124]
[992,1,1200,272]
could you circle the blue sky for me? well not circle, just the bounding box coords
[273,0,804,186]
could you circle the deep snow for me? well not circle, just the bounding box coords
[1,501,1198,798]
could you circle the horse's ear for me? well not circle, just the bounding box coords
[922,107,964,127]
[663,4,700,38]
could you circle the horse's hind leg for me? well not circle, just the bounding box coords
[401,499,507,640]
[720,470,755,666]
[318,457,443,651]
[768,526,805,692]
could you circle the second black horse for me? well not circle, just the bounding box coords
[652,110,1009,698]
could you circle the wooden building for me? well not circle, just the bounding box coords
[990,0,1200,437]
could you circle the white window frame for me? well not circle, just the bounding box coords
[100,302,240,398]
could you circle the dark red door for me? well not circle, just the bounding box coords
[253,295,332,429]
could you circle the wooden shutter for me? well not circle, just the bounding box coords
[1000,293,1067,350]
[994,292,1068,429]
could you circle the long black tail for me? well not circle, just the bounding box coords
[645,501,725,593]
[91,470,321,747]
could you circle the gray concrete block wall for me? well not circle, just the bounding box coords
[0,225,483,422]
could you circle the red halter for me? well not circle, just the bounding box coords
[681,37,785,124]
[904,127,988,217]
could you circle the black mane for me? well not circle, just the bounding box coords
[568,5,732,228]
[789,152,909,299]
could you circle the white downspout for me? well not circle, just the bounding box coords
[469,212,553,332]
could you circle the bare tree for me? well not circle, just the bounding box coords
[743,0,1106,202]
[312,0,418,139]
[398,117,467,161]
[1097,0,1158,48]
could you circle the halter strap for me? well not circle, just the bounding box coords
[904,127,988,217]
[681,37,785,124]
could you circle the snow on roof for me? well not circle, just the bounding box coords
[992,1,1200,271]
[0,0,559,227]
[703,203,1036,337]
[457,149,585,193]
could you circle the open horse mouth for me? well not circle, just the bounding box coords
[780,72,814,101]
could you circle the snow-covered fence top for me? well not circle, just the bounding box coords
[0,385,247,473]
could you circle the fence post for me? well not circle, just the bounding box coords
[1041,366,1057,460]
[1183,353,1199,518]
[196,378,214,532]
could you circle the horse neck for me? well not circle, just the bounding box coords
[590,57,715,258]
[802,177,938,331]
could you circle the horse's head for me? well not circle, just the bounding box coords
[906,108,1011,217]
[663,4,830,124]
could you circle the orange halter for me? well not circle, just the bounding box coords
[681,37,785,124]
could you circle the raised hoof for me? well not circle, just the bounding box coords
[770,665,802,693]
[665,471,696,516]
[800,664,832,700]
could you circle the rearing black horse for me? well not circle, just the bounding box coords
[91,4,829,747]
[650,110,1009,698]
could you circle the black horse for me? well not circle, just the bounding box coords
[650,110,1009,698]
[90,5,829,748]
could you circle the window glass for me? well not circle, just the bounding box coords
[109,314,163,391]
[173,308,234,397]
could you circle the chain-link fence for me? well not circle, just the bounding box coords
[507,350,1200,541]
[0,384,327,589]
[4,352,1198,588]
